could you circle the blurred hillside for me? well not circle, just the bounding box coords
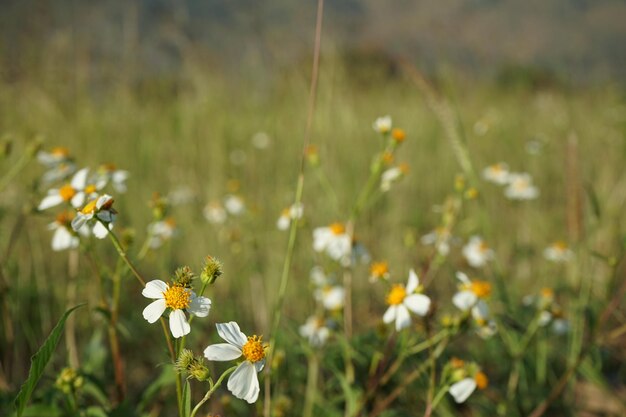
[1,0,625,86]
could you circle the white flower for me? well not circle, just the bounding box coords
[452,272,492,312]
[276,203,304,231]
[383,269,431,331]
[482,162,510,185]
[462,236,494,268]
[380,164,408,192]
[313,223,352,263]
[37,168,91,211]
[504,173,539,200]
[168,186,195,205]
[148,218,177,248]
[70,194,117,239]
[309,266,328,287]
[420,227,452,256]
[299,316,330,347]
[37,147,72,168]
[204,322,266,403]
[224,194,245,215]
[47,212,80,251]
[314,285,345,311]
[449,378,477,403]
[251,132,271,149]
[372,115,392,134]
[543,241,573,263]
[142,280,211,338]
[41,162,77,184]
[203,201,227,224]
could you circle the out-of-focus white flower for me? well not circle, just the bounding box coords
[543,241,573,263]
[70,168,106,209]
[48,212,80,251]
[299,316,330,347]
[142,280,211,338]
[372,115,392,134]
[314,285,345,311]
[148,218,177,249]
[383,269,431,331]
[482,162,510,185]
[37,147,72,168]
[251,132,271,149]
[449,378,477,403]
[38,168,93,211]
[452,272,492,312]
[203,201,227,224]
[70,194,117,239]
[168,186,195,205]
[447,360,488,403]
[94,164,129,193]
[309,266,328,287]
[204,322,266,403]
[276,203,304,231]
[313,223,352,263]
[380,163,408,192]
[224,194,245,216]
[229,150,247,166]
[462,236,494,268]
[421,227,452,256]
[504,173,539,200]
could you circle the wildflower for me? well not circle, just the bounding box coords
[533,288,569,334]
[313,223,351,263]
[380,163,408,192]
[203,201,227,224]
[168,186,195,206]
[452,272,492,312]
[224,194,245,216]
[37,147,72,168]
[391,128,406,143]
[305,145,320,166]
[70,168,105,208]
[369,261,390,282]
[71,194,117,239]
[462,236,494,268]
[204,322,267,403]
[372,115,392,134]
[309,266,328,287]
[200,256,223,285]
[175,349,210,381]
[504,173,539,200]
[95,163,129,193]
[142,280,211,338]
[48,211,80,251]
[543,241,573,263]
[299,316,330,347]
[420,227,452,256]
[383,269,431,331]
[251,132,271,149]
[447,359,488,403]
[37,168,91,211]
[482,163,510,185]
[314,285,345,311]
[148,217,177,249]
[276,203,304,231]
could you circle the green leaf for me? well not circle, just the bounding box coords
[14,304,85,417]
[182,380,191,417]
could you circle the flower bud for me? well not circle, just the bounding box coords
[201,256,223,285]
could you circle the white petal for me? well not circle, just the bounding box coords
[51,227,77,251]
[71,214,90,232]
[456,271,471,285]
[142,280,168,299]
[92,221,110,239]
[406,269,419,293]
[96,194,113,209]
[227,361,260,403]
[453,291,477,311]
[142,299,167,323]
[395,305,411,331]
[203,343,242,361]
[471,300,490,320]
[71,192,85,208]
[188,295,211,317]
[38,194,64,211]
[216,322,247,348]
[169,309,190,338]
[449,378,477,403]
[404,294,431,316]
[70,168,89,189]
[383,305,397,324]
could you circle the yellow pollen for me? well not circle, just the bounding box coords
[491,164,504,173]
[382,151,394,165]
[101,163,117,171]
[59,184,77,201]
[51,147,70,157]
[553,241,568,250]
[386,284,406,306]
[479,242,490,253]
[84,184,97,194]
[471,281,492,298]
[165,217,176,227]
[391,128,406,142]
[370,261,389,278]
[80,200,98,214]
[55,211,73,225]
[540,287,554,299]
[329,223,345,235]
[475,371,488,390]
[242,335,266,363]
[163,285,191,310]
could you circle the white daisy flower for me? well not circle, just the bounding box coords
[148,218,177,249]
[203,322,267,404]
[380,164,408,192]
[69,168,107,209]
[276,203,304,231]
[314,285,345,311]
[482,162,510,185]
[47,212,80,251]
[369,261,390,282]
[37,147,72,168]
[504,173,539,200]
[203,201,227,224]
[313,223,352,263]
[309,266,328,287]
[299,316,330,347]
[71,194,117,239]
[543,241,573,263]
[462,236,494,268]
[452,272,492,312]
[41,162,77,185]
[142,280,211,338]
[449,378,477,403]
[372,115,392,134]
[383,269,431,331]
[420,227,452,256]
[37,168,91,211]
[93,164,130,193]
[224,194,245,216]
[447,361,488,403]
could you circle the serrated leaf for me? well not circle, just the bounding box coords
[14,304,85,417]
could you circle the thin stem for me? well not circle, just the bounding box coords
[303,353,320,417]
[105,227,146,286]
[190,366,238,417]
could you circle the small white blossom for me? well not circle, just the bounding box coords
[462,236,494,268]
[543,241,573,263]
[372,115,392,134]
[504,173,539,200]
[383,269,431,331]
[482,162,510,185]
[299,316,330,347]
[313,223,352,263]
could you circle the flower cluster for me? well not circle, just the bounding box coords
[482,162,539,200]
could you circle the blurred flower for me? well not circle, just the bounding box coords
[420,227,452,256]
[313,223,351,263]
[543,241,573,263]
[204,322,267,403]
[37,146,72,168]
[48,211,81,251]
[372,115,392,134]
[230,149,247,166]
[148,217,177,249]
[309,266,328,287]
[224,194,246,216]
[462,236,494,268]
[71,168,105,208]
[504,173,539,200]
[142,280,211,338]
[449,369,488,403]
[251,132,271,149]
[168,186,195,205]
[369,261,390,282]
[315,285,345,311]
[203,201,227,224]
[37,168,92,211]
[277,203,304,231]
[383,269,431,331]
[299,316,330,347]
[453,272,492,312]
[482,162,510,185]
[95,163,129,193]
[391,128,406,143]
[71,194,117,239]
[380,163,408,192]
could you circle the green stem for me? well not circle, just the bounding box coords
[190,366,238,417]
[105,227,146,286]
[303,353,319,417]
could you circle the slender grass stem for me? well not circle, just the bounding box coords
[190,365,237,417]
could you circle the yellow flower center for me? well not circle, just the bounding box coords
[59,184,77,201]
[399,163,409,174]
[391,128,406,142]
[382,151,394,165]
[386,284,406,305]
[101,163,117,172]
[471,281,492,298]
[242,335,266,363]
[474,371,488,390]
[330,223,345,235]
[80,199,98,214]
[51,147,70,157]
[55,211,73,225]
[479,242,490,253]
[491,164,504,173]
[553,241,567,251]
[540,287,554,299]
[163,285,191,310]
[450,357,465,369]
[370,261,389,278]
[84,184,97,194]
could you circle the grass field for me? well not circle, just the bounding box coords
[1,51,625,417]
